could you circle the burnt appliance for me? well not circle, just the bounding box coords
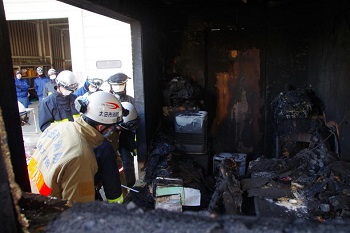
[174,111,208,154]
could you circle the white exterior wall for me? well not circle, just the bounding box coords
[3,0,133,96]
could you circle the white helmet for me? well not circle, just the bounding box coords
[87,77,104,88]
[56,70,78,91]
[83,91,123,125]
[119,102,139,131]
[36,67,43,73]
[48,68,56,76]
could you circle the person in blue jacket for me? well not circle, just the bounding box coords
[74,77,104,97]
[94,136,124,203]
[43,68,57,98]
[107,73,137,187]
[15,70,30,108]
[34,67,50,103]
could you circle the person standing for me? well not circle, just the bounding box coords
[28,91,124,205]
[107,73,134,104]
[39,70,80,132]
[34,67,50,102]
[43,68,57,98]
[14,70,30,108]
[74,77,104,97]
[107,73,137,187]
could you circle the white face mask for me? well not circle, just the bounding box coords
[60,86,73,96]
[111,84,126,93]
[88,85,97,93]
[49,74,56,80]
[16,74,22,79]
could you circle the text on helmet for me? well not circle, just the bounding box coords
[99,111,121,118]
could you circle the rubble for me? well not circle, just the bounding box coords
[45,201,350,233]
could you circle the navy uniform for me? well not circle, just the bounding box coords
[107,73,137,187]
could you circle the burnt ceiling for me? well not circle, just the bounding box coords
[144,0,329,32]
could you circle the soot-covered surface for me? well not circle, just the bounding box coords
[45,201,350,233]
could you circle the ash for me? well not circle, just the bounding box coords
[46,201,350,233]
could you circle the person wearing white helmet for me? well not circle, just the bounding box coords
[38,70,80,132]
[74,76,104,97]
[43,68,57,97]
[34,67,50,102]
[118,101,139,187]
[76,89,128,201]
[28,91,124,205]
[107,73,138,187]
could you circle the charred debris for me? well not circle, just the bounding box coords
[20,78,350,232]
[126,80,349,222]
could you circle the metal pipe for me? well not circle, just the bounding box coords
[121,185,139,193]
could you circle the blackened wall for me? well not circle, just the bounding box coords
[156,2,312,159]
[154,0,350,161]
[308,9,350,161]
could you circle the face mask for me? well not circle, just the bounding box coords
[88,86,97,93]
[111,84,126,93]
[49,75,56,80]
[16,75,22,79]
[60,86,73,96]
[103,129,113,138]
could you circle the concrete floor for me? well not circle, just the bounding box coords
[21,99,41,160]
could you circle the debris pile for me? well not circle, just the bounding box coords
[270,87,324,125]
[127,129,215,211]
[46,200,350,233]
[270,87,338,158]
[245,146,350,221]
[208,159,243,215]
[19,193,69,232]
[166,76,204,109]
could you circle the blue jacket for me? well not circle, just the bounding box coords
[15,78,29,98]
[34,75,50,97]
[38,91,80,131]
[43,80,57,97]
[94,138,122,200]
[74,81,89,97]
